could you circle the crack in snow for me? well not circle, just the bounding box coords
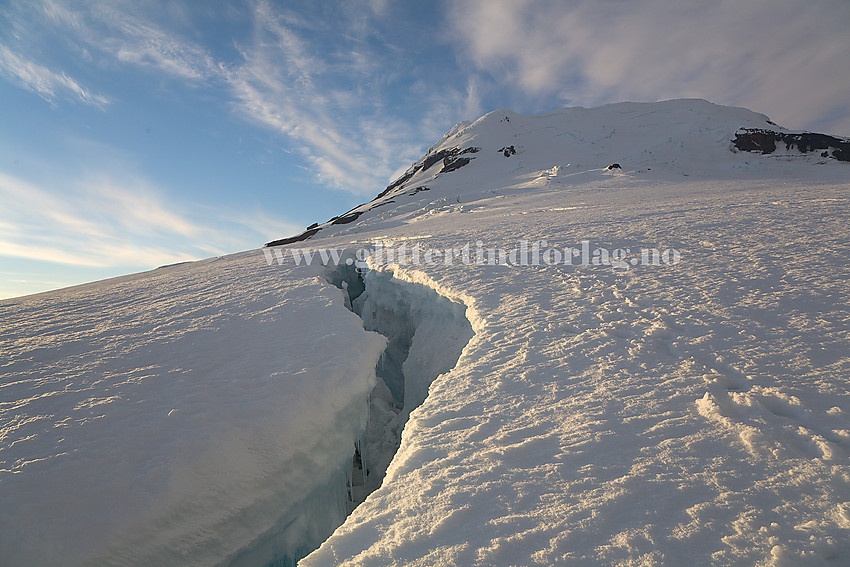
[233,262,474,567]
[327,262,475,507]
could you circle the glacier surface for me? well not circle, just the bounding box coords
[2,99,850,566]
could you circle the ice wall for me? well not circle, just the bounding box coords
[0,267,388,567]
[326,263,475,530]
[230,263,473,567]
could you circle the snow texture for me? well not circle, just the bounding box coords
[2,99,850,566]
[0,258,388,565]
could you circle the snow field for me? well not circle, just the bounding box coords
[302,175,850,565]
[2,100,849,566]
[0,255,388,565]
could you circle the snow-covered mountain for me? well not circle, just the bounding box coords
[270,99,849,246]
[2,99,849,566]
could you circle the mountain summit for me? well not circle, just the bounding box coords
[269,99,849,246]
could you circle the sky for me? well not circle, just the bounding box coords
[1,0,848,299]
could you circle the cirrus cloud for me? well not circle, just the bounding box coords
[0,43,110,107]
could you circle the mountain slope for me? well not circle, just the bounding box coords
[269,99,849,246]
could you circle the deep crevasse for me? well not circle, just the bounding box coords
[335,265,475,501]
[231,263,474,567]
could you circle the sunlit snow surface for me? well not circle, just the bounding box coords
[0,258,388,565]
[3,100,850,565]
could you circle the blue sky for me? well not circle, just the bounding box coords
[1,0,848,298]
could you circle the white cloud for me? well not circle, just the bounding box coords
[0,43,110,107]
[222,0,435,195]
[0,169,298,270]
[104,18,218,81]
[0,170,196,267]
[448,0,850,135]
[5,0,460,196]
[43,0,219,82]
[1,0,217,105]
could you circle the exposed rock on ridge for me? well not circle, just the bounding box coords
[265,147,479,247]
[733,128,850,161]
[376,146,480,200]
[264,100,849,248]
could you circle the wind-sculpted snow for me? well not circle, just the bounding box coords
[300,178,850,566]
[0,255,388,566]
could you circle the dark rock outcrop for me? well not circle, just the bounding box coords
[331,211,364,225]
[440,156,471,173]
[733,130,777,153]
[263,143,480,247]
[421,147,463,172]
[499,146,516,157]
[607,163,621,170]
[733,129,850,162]
[440,147,479,173]
[376,146,480,199]
[369,200,395,210]
[266,227,322,247]
[375,146,481,199]
[376,170,416,199]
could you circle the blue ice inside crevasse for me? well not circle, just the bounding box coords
[227,260,473,567]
